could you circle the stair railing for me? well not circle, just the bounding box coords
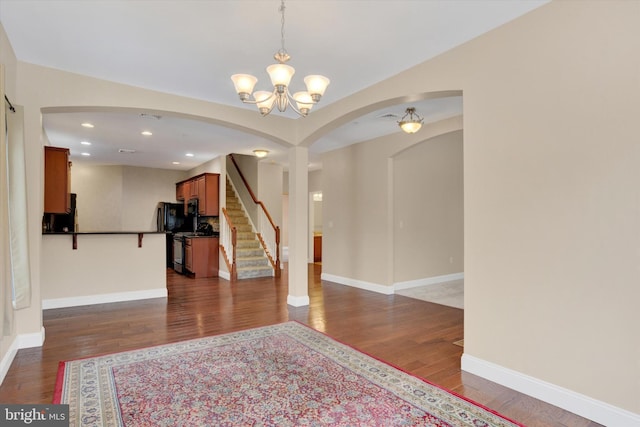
[220,207,238,281]
[229,153,281,278]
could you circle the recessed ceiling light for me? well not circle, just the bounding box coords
[81,152,91,156]
[140,113,162,120]
[172,161,180,165]
[185,153,194,157]
[81,122,94,128]
[80,141,91,145]
[141,131,153,136]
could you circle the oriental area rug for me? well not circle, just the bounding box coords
[54,322,522,426]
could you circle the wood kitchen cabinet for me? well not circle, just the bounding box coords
[198,174,219,216]
[184,237,219,278]
[176,181,185,201]
[184,238,193,272]
[190,176,201,199]
[44,146,71,213]
[176,173,219,216]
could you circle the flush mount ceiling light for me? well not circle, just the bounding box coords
[141,131,153,136]
[398,107,424,134]
[81,122,94,128]
[231,0,330,117]
[253,149,269,158]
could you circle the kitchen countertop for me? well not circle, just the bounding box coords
[180,233,220,238]
[43,231,170,235]
[42,230,169,250]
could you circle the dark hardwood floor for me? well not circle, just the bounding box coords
[0,264,600,426]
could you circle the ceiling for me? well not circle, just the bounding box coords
[0,0,547,171]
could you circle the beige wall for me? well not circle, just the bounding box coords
[71,164,123,231]
[457,2,639,413]
[258,161,284,262]
[121,166,187,230]
[71,163,186,231]
[322,142,390,285]
[41,233,166,304]
[187,155,223,177]
[283,169,322,194]
[228,154,259,225]
[393,130,463,282]
[322,117,463,288]
[308,170,322,193]
[320,1,639,417]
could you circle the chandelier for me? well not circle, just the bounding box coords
[398,107,424,134]
[230,0,330,117]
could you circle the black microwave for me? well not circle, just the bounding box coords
[187,198,198,215]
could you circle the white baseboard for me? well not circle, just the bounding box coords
[287,294,310,307]
[218,270,231,281]
[18,326,45,348]
[42,288,168,309]
[394,272,464,291]
[0,327,46,386]
[0,336,19,385]
[462,354,640,427]
[320,273,393,295]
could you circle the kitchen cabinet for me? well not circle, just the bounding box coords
[176,173,219,216]
[176,182,185,201]
[184,238,193,272]
[190,176,201,199]
[198,174,219,216]
[184,236,219,278]
[44,146,71,213]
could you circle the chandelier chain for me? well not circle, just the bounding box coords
[278,0,287,60]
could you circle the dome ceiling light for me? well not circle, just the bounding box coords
[398,107,424,134]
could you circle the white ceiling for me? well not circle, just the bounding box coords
[0,0,547,170]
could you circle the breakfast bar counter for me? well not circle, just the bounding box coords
[43,230,169,250]
[41,232,168,309]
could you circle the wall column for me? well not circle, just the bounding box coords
[287,146,309,306]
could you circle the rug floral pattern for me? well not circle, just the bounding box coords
[56,322,521,426]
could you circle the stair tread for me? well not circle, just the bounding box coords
[237,266,273,272]
[225,177,273,280]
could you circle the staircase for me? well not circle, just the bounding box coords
[225,178,273,279]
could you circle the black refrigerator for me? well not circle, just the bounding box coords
[156,202,186,267]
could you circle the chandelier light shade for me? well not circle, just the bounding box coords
[230,0,330,117]
[253,149,270,158]
[398,107,424,134]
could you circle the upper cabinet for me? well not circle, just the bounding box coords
[176,173,219,216]
[44,146,71,213]
[176,181,185,201]
[198,174,219,216]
